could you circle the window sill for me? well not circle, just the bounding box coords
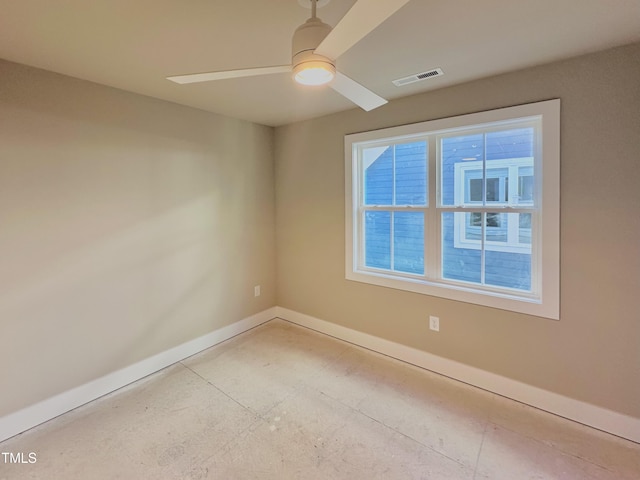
[346,269,558,320]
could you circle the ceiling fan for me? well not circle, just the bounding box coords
[167,0,411,111]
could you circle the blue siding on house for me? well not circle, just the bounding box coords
[364,147,393,205]
[440,128,533,290]
[363,129,534,291]
[484,249,531,289]
[364,142,427,206]
[393,212,424,274]
[363,142,426,274]
[364,211,391,269]
[441,212,482,284]
[395,142,427,205]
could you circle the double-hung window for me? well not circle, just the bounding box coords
[345,100,560,319]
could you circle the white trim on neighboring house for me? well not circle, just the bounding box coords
[0,308,277,443]
[276,307,640,444]
[453,157,534,254]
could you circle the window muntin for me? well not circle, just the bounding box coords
[345,100,560,319]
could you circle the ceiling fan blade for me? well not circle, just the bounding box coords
[314,0,411,60]
[331,72,387,111]
[167,65,292,84]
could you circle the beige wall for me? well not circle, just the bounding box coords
[275,43,640,418]
[0,60,276,417]
[2,42,638,423]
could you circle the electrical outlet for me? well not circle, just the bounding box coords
[429,316,440,332]
[254,285,261,297]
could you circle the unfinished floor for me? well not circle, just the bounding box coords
[1,319,638,479]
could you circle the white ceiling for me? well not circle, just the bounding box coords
[1,0,639,127]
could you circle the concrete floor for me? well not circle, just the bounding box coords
[1,319,638,479]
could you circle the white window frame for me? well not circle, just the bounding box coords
[345,99,560,319]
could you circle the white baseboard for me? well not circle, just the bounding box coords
[4,305,639,445]
[0,307,277,443]
[276,306,640,444]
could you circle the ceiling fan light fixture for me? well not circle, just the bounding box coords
[168,0,398,112]
[291,11,335,87]
[293,60,336,86]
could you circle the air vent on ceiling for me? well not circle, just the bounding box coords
[392,68,444,87]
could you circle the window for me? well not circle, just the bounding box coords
[345,100,560,319]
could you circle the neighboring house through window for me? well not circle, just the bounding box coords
[345,100,560,319]
[453,157,534,254]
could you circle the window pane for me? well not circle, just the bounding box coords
[393,212,424,274]
[443,127,535,207]
[447,212,532,289]
[442,212,481,283]
[469,212,482,228]
[485,212,507,243]
[395,141,427,205]
[485,177,500,202]
[364,142,428,206]
[469,178,483,202]
[486,128,534,160]
[441,134,483,206]
[519,213,532,244]
[462,168,509,204]
[484,168,509,204]
[364,146,393,205]
[364,211,391,269]
[465,212,506,242]
[464,212,482,241]
[518,171,534,203]
[485,213,531,291]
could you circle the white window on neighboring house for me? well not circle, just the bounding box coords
[345,99,560,319]
[453,157,534,254]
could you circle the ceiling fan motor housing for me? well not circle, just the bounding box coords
[291,17,335,76]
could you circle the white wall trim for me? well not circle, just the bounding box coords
[276,306,640,444]
[4,305,638,445]
[0,307,277,443]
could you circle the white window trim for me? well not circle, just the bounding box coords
[345,99,560,320]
